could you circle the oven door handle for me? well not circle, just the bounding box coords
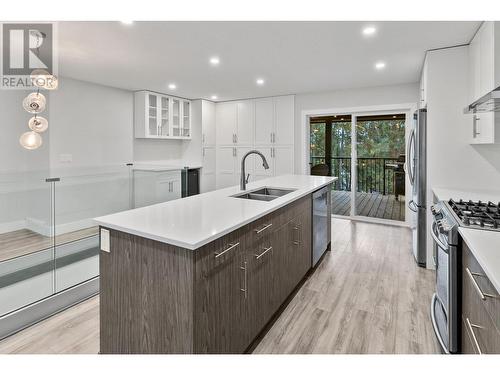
[431,221,449,253]
[430,293,450,354]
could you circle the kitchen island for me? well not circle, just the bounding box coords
[94,174,335,354]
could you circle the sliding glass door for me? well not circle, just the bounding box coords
[310,115,352,216]
[354,114,406,221]
[309,112,406,223]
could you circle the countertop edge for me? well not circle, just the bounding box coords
[94,177,336,250]
[458,227,500,294]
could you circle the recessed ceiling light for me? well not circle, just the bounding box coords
[393,115,397,118]
[375,61,386,70]
[121,21,134,25]
[211,95,218,100]
[209,56,220,66]
[256,78,265,86]
[168,83,177,90]
[362,26,377,36]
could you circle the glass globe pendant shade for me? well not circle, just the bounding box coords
[31,69,50,88]
[43,75,58,90]
[28,116,49,133]
[23,92,46,114]
[19,131,43,150]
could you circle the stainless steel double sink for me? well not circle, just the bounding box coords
[232,187,296,201]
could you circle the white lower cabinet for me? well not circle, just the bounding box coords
[201,146,216,193]
[217,146,294,188]
[253,146,294,180]
[216,147,258,189]
[273,147,294,176]
[133,170,181,208]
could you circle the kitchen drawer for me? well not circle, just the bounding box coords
[463,244,500,331]
[461,315,480,354]
[461,309,500,354]
[156,170,181,182]
[196,227,246,273]
[249,212,279,242]
[462,246,500,353]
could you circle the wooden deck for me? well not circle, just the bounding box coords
[332,190,405,222]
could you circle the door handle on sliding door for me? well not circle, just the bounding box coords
[408,199,418,212]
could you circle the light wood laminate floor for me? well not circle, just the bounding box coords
[0,227,99,262]
[0,219,439,354]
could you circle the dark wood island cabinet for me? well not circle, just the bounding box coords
[99,191,328,354]
[461,242,500,354]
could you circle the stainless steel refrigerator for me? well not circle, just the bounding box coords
[407,108,427,267]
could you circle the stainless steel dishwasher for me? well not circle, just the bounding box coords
[312,186,331,266]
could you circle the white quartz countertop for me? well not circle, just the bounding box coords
[94,174,336,250]
[459,227,500,294]
[132,164,202,172]
[432,187,500,203]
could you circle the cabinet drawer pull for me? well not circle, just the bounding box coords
[255,223,273,234]
[466,317,484,355]
[214,242,240,258]
[466,267,496,300]
[255,246,273,259]
[293,225,300,245]
[240,261,247,299]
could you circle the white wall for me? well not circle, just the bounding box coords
[0,89,51,234]
[49,77,134,171]
[426,45,500,267]
[294,83,420,174]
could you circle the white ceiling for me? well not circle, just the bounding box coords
[57,21,480,101]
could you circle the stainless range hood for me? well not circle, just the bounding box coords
[464,86,500,113]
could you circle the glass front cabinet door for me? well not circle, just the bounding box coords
[181,100,191,137]
[148,93,159,137]
[134,91,191,139]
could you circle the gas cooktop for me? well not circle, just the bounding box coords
[447,199,500,231]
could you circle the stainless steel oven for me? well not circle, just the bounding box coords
[430,202,459,354]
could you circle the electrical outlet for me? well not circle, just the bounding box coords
[100,228,110,252]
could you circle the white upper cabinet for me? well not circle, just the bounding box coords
[215,102,237,145]
[134,91,191,139]
[467,22,500,144]
[236,101,255,145]
[255,98,274,145]
[254,96,295,145]
[274,95,295,145]
[202,100,216,146]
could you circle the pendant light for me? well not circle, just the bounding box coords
[28,116,49,133]
[31,69,58,90]
[19,31,55,150]
[22,92,46,114]
[19,131,43,150]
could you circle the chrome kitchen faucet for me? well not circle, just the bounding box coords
[240,150,269,190]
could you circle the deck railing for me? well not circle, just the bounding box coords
[310,156,401,195]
